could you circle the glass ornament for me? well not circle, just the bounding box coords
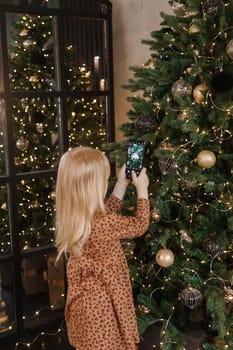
[203,236,222,258]
[180,287,202,309]
[171,79,193,98]
[172,2,188,17]
[135,114,157,132]
[158,157,176,175]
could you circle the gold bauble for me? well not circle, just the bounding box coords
[180,229,193,243]
[224,287,233,304]
[155,248,174,267]
[16,136,29,151]
[29,75,39,83]
[188,24,200,34]
[20,28,29,36]
[213,337,226,349]
[193,84,209,104]
[172,3,188,17]
[136,304,151,315]
[150,208,161,223]
[177,110,189,120]
[197,150,216,169]
[158,141,174,150]
[1,202,7,210]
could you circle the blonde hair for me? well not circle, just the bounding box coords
[55,146,110,259]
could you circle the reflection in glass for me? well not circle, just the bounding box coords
[63,17,108,91]
[21,252,65,329]
[0,185,10,256]
[7,13,56,92]
[0,0,58,6]
[13,98,59,172]
[0,100,6,176]
[17,177,56,250]
[0,263,15,335]
[68,96,107,149]
[0,41,3,93]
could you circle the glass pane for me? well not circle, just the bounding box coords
[0,39,4,93]
[21,252,65,329]
[0,100,7,176]
[0,262,15,336]
[64,17,109,91]
[17,177,56,250]
[0,185,11,256]
[13,98,59,172]
[60,0,110,14]
[68,96,107,148]
[0,0,58,7]
[7,13,57,92]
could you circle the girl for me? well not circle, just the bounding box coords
[55,146,150,350]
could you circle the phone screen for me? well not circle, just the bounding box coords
[126,140,145,179]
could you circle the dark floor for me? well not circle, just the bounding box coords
[1,323,155,350]
[0,322,209,350]
[0,324,74,350]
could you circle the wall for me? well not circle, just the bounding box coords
[112,0,171,140]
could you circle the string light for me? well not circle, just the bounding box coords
[15,320,65,350]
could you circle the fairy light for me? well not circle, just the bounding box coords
[14,320,65,350]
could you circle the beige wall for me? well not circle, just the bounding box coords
[112,0,171,140]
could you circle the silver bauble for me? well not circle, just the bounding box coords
[180,287,202,309]
[171,79,192,98]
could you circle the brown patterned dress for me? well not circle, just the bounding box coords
[65,194,150,350]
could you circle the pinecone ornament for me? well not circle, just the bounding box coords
[202,0,220,16]
[135,114,157,133]
[203,235,222,258]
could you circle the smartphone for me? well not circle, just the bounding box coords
[126,140,145,179]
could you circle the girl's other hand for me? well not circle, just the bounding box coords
[112,164,129,200]
[131,167,149,199]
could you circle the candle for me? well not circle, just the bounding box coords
[94,56,100,73]
[99,79,105,91]
[94,56,100,89]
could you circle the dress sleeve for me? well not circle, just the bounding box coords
[98,198,150,240]
[105,194,123,213]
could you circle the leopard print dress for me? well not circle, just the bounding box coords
[65,194,150,350]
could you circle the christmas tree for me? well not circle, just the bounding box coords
[0,11,106,252]
[107,0,233,349]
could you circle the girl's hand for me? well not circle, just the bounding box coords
[132,167,149,199]
[112,164,129,200]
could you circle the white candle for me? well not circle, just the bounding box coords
[94,56,100,90]
[99,78,105,91]
[94,56,100,77]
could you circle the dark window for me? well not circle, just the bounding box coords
[0,0,114,344]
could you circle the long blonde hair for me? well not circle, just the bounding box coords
[55,146,110,259]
